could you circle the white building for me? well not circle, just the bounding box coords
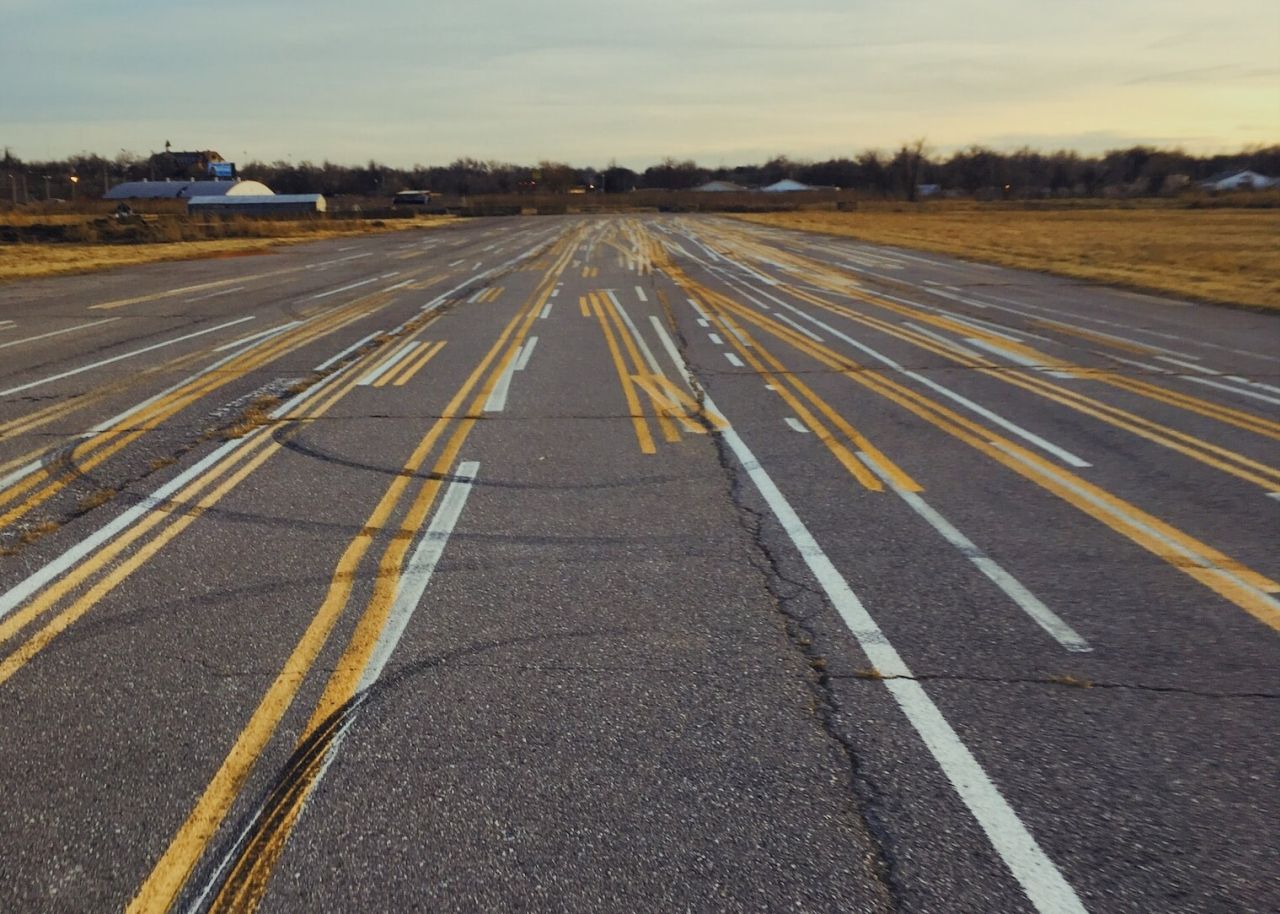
[105,179,274,200]
[1201,171,1277,191]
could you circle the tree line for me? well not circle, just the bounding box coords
[3,143,1278,202]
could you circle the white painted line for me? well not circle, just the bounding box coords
[635,286,648,302]
[765,384,777,391]
[484,351,519,412]
[540,303,553,319]
[184,285,245,303]
[0,460,43,494]
[771,311,824,343]
[605,292,665,376]
[313,331,383,372]
[359,342,421,386]
[1183,375,1280,407]
[515,336,538,371]
[902,322,984,358]
[686,298,711,321]
[995,441,1280,601]
[379,272,400,280]
[448,259,465,267]
[0,317,120,352]
[696,318,709,328]
[214,321,302,352]
[466,289,486,304]
[383,279,412,292]
[0,317,256,398]
[1035,317,1197,359]
[708,333,724,346]
[966,338,1077,380]
[856,453,1090,651]
[940,312,1024,342]
[1155,355,1213,374]
[183,463,479,913]
[783,417,809,434]
[695,260,1092,468]
[550,288,560,298]
[473,261,482,270]
[724,352,745,368]
[650,320,1088,914]
[310,277,379,300]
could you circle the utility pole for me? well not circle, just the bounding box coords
[44,175,51,201]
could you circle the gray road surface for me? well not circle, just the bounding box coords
[0,215,1276,914]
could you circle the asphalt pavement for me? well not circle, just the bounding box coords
[0,214,1276,914]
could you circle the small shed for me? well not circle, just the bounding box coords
[694,180,749,192]
[187,194,326,216]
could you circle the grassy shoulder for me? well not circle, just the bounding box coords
[732,206,1280,311]
[0,216,453,282]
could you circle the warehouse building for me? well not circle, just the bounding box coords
[187,194,326,216]
[105,179,273,200]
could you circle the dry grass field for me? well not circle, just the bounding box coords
[0,216,451,282]
[734,205,1280,310]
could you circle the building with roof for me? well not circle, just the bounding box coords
[1199,170,1277,191]
[105,180,273,200]
[760,179,815,192]
[188,194,326,216]
[693,180,749,192]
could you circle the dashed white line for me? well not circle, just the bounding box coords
[540,303,553,319]
[635,286,648,302]
[514,336,538,371]
[783,417,809,433]
[708,333,724,345]
[724,352,745,368]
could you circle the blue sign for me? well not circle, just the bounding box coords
[209,162,235,179]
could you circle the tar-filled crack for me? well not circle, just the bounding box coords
[658,299,903,914]
[830,671,1279,700]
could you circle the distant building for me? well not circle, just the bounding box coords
[188,194,325,216]
[760,179,815,192]
[149,147,228,180]
[105,179,273,200]
[1200,170,1277,191]
[916,183,942,197]
[392,190,432,206]
[693,180,749,192]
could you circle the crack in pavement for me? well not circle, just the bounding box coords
[831,671,1280,700]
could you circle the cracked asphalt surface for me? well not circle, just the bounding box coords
[0,215,1276,913]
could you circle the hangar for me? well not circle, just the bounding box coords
[187,194,326,216]
[104,179,274,200]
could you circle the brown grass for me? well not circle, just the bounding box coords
[220,395,282,440]
[0,216,452,282]
[733,206,1280,310]
[77,488,117,512]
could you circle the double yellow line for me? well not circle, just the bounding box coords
[125,226,584,914]
[662,258,1280,632]
[769,282,1280,494]
[370,340,447,388]
[0,319,436,685]
[0,292,390,534]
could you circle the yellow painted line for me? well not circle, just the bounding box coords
[646,374,727,431]
[667,262,1280,627]
[370,341,423,388]
[0,442,281,685]
[579,296,590,317]
[590,293,655,454]
[1030,320,1159,356]
[0,294,384,530]
[630,375,706,436]
[394,340,447,387]
[126,226,587,914]
[775,282,1280,490]
[89,269,298,311]
[600,294,680,444]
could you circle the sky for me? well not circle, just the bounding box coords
[2,0,1277,168]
